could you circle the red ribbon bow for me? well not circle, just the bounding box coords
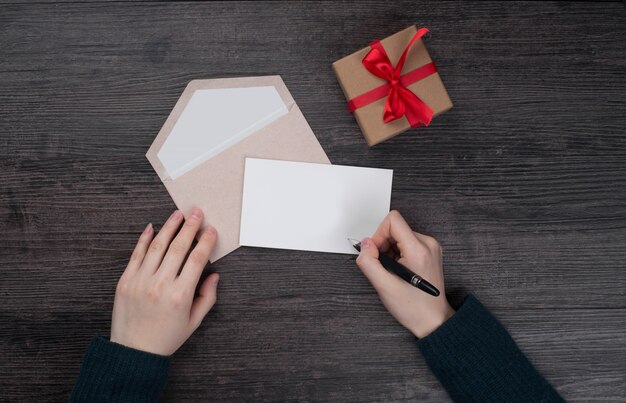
[348,27,437,128]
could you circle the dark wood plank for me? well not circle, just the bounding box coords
[1,1,625,402]
[2,297,625,401]
[2,156,625,309]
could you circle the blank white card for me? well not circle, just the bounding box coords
[239,158,393,254]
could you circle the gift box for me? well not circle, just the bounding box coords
[332,25,453,146]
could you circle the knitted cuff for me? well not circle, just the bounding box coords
[69,336,170,403]
[417,296,564,403]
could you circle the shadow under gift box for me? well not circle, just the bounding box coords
[332,25,453,146]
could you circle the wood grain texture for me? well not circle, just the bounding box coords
[1,1,625,402]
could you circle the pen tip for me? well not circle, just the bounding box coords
[347,237,361,252]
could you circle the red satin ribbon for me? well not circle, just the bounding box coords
[347,27,436,128]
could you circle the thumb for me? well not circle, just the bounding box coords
[355,238,394,288]
[189,273,219,329]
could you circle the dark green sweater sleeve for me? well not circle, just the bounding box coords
[417,296,564,403]
[69,336,170,403]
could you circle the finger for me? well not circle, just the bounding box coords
[371,210,421,256]
[179,226,217,287]
[158,208,204,280]
[355,237,397,291]
[372,233,396,255]
[189,273,219,330]
[125,223,154,275]
[141,210,184,275]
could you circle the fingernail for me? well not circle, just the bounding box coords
[143,223,153,235]
[211,275,220,287]
[361,238,371,248]
[170,210,182,220]
[206,226,217,235]
[191,208,202,220]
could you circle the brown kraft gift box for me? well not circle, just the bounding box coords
[332,25,453,146]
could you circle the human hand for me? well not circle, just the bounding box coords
[355,211,454,338]
[110,209,219,356]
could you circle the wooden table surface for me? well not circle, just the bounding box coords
[1,1,625,401]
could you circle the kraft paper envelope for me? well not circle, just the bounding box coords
[146,76,330,262]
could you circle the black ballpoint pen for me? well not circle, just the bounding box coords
[348,238,440,297]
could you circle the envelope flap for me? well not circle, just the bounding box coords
[146,76,294,181]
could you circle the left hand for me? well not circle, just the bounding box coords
[110,208,219,356]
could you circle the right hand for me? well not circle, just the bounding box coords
[355,211,454,338]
